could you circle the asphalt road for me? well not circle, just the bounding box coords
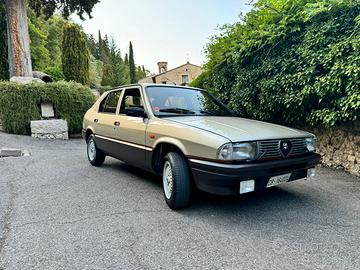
[1,132,360,270]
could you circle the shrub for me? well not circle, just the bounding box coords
[193,0,360,128]
[0,81,95,135]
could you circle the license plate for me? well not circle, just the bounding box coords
[266,173,291,188]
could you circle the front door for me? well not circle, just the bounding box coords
[112,87,148,168]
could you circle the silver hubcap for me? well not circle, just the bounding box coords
[88,139,96,161]
[163,161,173,199]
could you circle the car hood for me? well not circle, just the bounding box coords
[165,116,313,142]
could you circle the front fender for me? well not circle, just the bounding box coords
[152,137,189,155]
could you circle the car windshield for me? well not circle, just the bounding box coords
[145,86,235,117]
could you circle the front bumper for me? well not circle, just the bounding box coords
[189,153,321,195]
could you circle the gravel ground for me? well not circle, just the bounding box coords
[0,132,360,270]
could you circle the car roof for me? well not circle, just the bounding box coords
[105,83,204,93]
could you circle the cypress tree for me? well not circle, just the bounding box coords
[97,30,103,61]
[124,53,129,65]
[129,42,137,83]
[62,23,90,85]
[0,1,8,80]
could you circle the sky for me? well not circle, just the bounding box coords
[73,0,253,73]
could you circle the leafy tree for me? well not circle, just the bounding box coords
[46,15,67,69]
[27,9,50,71]
[29,0,99,19]
[62,23,90,85]
[4,0,99,78]
[129,42,137,83]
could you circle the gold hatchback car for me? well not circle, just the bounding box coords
[83,84,320,209]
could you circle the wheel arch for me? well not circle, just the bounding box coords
[151,139,188,175]
[85,127,95,141]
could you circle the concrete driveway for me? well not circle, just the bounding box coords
[1,133,360,270]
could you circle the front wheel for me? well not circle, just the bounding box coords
[162,152,192,210]
[87,134,105,166]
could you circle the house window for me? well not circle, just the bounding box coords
[181,75,189,85]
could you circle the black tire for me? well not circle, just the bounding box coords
[87,134,105,166]
[162,152,192,210]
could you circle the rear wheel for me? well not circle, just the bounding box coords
[87,134,105,166]
[162,152,192,209]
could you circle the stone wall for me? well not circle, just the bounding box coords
[309,121,360,176]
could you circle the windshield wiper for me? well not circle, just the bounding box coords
[199,110,214,115]
[159,108,196,114]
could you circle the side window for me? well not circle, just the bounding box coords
[98,94,109,113]
[120,88,144,114]
[99,91,121,114]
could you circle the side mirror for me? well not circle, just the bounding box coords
[125,107,147,118]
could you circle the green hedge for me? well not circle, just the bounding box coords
[192,0,360,128]
[0,81,95,135]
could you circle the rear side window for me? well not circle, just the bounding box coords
[99,91,122,114]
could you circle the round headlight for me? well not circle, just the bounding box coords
[217,142,257,161]
[305,137,316,152]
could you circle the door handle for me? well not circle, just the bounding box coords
[94,119,98,123]
[114,121,120,127]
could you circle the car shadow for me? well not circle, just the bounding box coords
[105,160,320,220]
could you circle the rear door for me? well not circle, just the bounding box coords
[93,90,123,155]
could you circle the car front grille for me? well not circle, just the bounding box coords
[258,138,308,160]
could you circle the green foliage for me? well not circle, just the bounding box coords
[129,42,137,84]
[0,81,95,135]
[26,10,66,76]
[96,85,112,95]
[28,9,51,71]
[87,32,141,87]
[100,37,130,86]
[137,65,147,81]
[29,0,100,19]
[193,0,360,128]
[45,15,67,69]
[124,53,129,66]
[44,66,65,81]
[0,1,8,80]
[89,55,103,88]
[62,23,90,85]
